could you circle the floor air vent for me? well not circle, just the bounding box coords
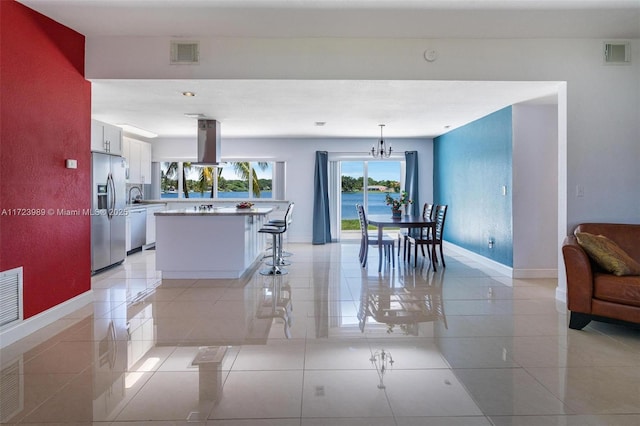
[0,358,24,423]
[170,41,200,64]
[0,267,23,328]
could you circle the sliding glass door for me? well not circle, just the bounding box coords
[337,160,404,240]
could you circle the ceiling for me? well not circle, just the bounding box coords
[18,0,640,140]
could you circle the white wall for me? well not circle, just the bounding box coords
[153,136,433,243]
[512,104,559,277]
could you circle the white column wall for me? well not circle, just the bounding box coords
[512,104,559,277]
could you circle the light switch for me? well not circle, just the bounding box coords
[66,159,77,169]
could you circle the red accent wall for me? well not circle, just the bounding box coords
[1,0,91,318]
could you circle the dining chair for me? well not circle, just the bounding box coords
[398,202,434,261]
[407,204,448,268]
[356,204,396,270]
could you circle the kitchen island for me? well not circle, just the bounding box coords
[155,207,273,279]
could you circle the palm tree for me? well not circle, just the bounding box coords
[197,166,215,197]
[165,162,193,197]
[230,162,268,197]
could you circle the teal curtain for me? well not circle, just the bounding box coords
[312,151,332,244]
[405,151,419,216]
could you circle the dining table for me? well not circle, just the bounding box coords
[367,214,437,272]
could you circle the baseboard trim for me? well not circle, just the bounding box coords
[443,241,513,277]
[513,268,558,279]
[0,290,93,348]
[443,242,558,279]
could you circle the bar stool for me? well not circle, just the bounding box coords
[260,203,294,275]
[266,203,294,264]
[259,225,288,275]
[264,203,294,258]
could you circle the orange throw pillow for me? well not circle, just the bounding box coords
[575,232,640,276]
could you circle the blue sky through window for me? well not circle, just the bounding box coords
[342,161,400,181]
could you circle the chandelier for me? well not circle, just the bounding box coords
[370,124,392,158]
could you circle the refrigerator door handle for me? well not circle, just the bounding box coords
[107,173,114,220]
[110,173,117,213]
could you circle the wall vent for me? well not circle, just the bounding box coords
[170,41,200,64]
[604,41,631,64]
[0,267,23,329]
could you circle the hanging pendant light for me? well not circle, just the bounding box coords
[370,124,392,158]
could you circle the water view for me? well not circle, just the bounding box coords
[342,191,396,219]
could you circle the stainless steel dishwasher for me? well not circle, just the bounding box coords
[129,208,147,252]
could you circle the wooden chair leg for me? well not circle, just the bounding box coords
[439,243,445,267]
[362,244,368,268]
[406,240,411,263]
[392,244,395,268]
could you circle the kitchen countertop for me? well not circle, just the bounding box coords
[125,202,167,211]
[155,207,273,216]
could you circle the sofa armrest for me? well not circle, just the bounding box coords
[562,235,594,314]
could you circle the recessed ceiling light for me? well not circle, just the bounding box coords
[444,125,451,129]
[117,124,158,138]
[315,121,326,126]
[184,113,206,118]
[182,91,196,97]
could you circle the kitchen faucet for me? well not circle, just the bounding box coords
[128,186,143,204]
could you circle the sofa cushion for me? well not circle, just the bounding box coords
[594,273,640,308]
[575,232,640,276]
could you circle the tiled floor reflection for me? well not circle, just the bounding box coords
[2,244,640,425]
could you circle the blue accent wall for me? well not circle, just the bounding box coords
[434,107,513,266]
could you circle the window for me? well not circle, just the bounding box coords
[338,160,404,239]
[160,161,274,199]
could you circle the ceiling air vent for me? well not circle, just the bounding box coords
[170,41,199,64]
[603,41,630,65]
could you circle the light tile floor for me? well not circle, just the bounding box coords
[2,243,640,425]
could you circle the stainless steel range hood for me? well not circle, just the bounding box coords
[196,119,221,164]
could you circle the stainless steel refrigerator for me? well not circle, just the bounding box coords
[91,152,127,273]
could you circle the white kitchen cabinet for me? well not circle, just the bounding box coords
[122,138,130,165]
[128,140,141,183]
[122,137,151,185]
[91,119,122,155]
[140,142,151,184]
[145,205,165,246]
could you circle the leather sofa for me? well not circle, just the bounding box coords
[562,223,640,330]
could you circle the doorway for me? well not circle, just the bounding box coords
[336,160,404,241]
